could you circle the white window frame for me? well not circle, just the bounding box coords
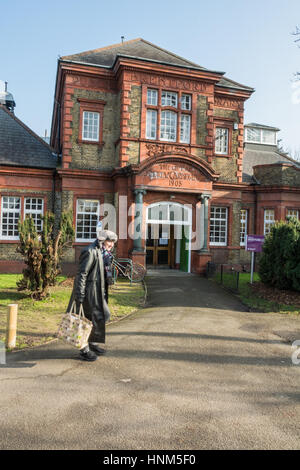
[147,89,158,106]
[0,196,21,240]
[287,209,299,219]
[76,199,100,242]
[215,127,229,155]
[245,127,277,146]
[180,114,191,144]
[82,111,100,142]
[210,207,228,246]
[24,198,44,233]
[146,109,157,140]
[160,110,177,142]
[181,94,192,110]
[240,209,248,246]
[161,91,178,108]
[264,209,275,236]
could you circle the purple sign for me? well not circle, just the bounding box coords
[246,235,265,252]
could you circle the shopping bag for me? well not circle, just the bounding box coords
[57,302,92,349]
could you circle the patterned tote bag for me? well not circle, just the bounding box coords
[57,302,92,349]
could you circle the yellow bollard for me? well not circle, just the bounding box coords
[6,304,18,349]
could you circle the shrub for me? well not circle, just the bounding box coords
[259,217,300,291]
[17,211,74,299]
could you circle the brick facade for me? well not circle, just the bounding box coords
[1,39,300,275]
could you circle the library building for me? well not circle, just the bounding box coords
[1,39,300,274]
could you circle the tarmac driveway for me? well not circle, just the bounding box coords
[1,271,300,450]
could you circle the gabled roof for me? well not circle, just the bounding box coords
[0,105,57,169]
[61,38,211,71]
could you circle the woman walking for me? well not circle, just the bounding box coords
[67,229,118,361]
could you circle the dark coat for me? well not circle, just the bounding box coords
[67,239,111,343]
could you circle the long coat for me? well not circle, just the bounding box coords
[67,239,111,343]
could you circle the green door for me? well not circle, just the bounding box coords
[180,225,189,272]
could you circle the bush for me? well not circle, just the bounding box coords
[17,211,74,300]
[259,217,300,291]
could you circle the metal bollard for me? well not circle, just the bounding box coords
[6,304,18,349]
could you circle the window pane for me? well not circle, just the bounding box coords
[161,91,178,107]
[240,209,248,246]
[181,94,191,110]
[1,196,21,238]
[180,114,191,143]
[215,128,229,154]
[147,89,158,106]
[287,209,299,219]
[246,127,261,143]
[82,111,100,141]
[146,110,157,139]
[210,207,228,245]
[160,111,177,142]
[76,199,99,241]
[24,198,44,232]
[264,209,275,235]
[262,130,276,145]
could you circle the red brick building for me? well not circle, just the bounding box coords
[1,39,300,274]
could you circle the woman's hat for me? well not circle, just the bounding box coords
[97,229,118,242]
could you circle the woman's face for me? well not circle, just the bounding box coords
[103,240,114,251]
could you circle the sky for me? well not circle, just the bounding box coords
[1,0,300,154]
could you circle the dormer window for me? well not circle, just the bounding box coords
[245,126,277,145]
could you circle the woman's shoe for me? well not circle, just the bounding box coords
[79,347,98,362]
[89,343,106,356]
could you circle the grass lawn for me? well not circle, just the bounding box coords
[0,274,145,351]
[213,272,300,315]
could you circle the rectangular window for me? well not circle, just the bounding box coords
[0,196,21,239]
[146,109,157,139]
[180,114,191,144]
[147,89,158,106]
[160,110,177,142]
[76,199,100,242]
[210,207,228,246]
[264,209,275,235]
[245,127,261,143]
[262,130,276,145]
[24,198,44,233]
[215,128,229,154]
[82,111,100,141]
[181,94,191,110]
[161,91,178,107]
[287,209,299,219]
[240,209,248,246]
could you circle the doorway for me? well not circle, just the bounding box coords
[145,202,192,272]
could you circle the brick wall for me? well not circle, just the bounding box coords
[70,88,120,170]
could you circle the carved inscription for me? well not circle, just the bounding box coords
[143,162,202,188]
[129,72,208,92]
[146,143,189,158]
[215,97,244,110]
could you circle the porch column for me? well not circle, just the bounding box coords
[199,193,211,253]
[133,189,146,252]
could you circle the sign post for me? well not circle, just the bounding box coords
[246,235,265,284]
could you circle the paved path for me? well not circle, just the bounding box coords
[1,272,300,450]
